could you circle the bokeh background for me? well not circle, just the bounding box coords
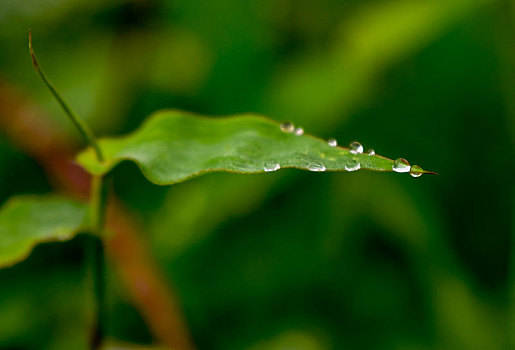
[0,0,514,349]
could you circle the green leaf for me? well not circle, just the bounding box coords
[77,109,434,185]
[0,195,88,268]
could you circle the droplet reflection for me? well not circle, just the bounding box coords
[264,160,280,172]
[392,158,411,173]
[410,164,424,178]
[349,141,363,154]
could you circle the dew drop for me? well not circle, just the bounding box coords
[410,164,424,178]
[366,149,375,156]
[306,162,326,172]
[392,158,411,173]
[345,159,361,172]
[327,138,338,147]
[349,141,363,154]
[294,127,304,136]
[280,122,294,133]
[264,160,280,172]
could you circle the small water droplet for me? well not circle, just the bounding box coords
[280,122,294,133]
[294,127,304,136]
[345,159,361,172]
[306,162,326,172]
[392,158,411,173]
[366,149,375,156]
[349,141,363,154]
[264,160,280,172]
[327,138,337,147]
[410,164,423,178]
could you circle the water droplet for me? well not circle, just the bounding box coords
[294,127,304,136]
[366,149,375,156]
[327,138,337,147]
[345,159,361,172]
[349,141,363,154]
[392,158,411,173]
[306,162,326,172]
[280,122,294,133]
[264,160,280,172]
[410,164,424,178]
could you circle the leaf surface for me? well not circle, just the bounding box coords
[0,195,88,267]
[77,110,433,185]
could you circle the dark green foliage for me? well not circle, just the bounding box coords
[0,0,513,349]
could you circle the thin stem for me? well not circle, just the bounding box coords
[29,30,107,349]
[89,175,108,350]
[28,29,104,162]
[90,175,107,231]
[89,234,106,350]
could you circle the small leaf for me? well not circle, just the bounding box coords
[77,109,434,185]
[0,195,88,268]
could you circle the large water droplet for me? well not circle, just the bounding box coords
[264,160,280,172]
[345,159,361,172]
[366,149,375,156]
[392,158,411,173]
[349,141,363,154]
[280,122,294,133]
[327,138,337,147]
[410,164,423,178]
[294,127,304,136]
[306,162,326,172]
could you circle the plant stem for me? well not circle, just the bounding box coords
[28,29,104,162]
[89,175,108,350]
[90,175,107,231]
[89,238,106,349]
[29,30,107,349]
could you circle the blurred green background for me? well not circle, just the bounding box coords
[0,0,514,349]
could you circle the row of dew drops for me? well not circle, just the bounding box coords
[263,122,424,177]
